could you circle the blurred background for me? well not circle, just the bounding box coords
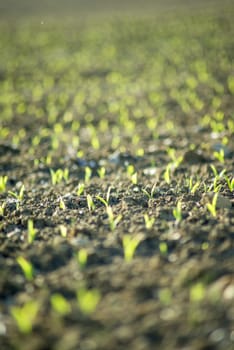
[0,0,232,18]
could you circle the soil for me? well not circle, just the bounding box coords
[0,2,234,350]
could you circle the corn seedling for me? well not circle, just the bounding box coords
[126,164,135,176]
[10,300,39,334]
[159,242,168,255]
[163,163,171,184]
[142,182,157,199]
[210,165,226,179]
[211,176,222,193]
[0,202,5,216]
[8,185,25,209]
[76,183,85,196]
[50,168,69,185]
[59,197,66,210]
[77,249,88,268]
[131,172,138,185]
[122,234,142,262]
[190,282,205,302]
[225,176,234,192]
[173,200,182,223]
[76,287,100,315]
[85,166,92,183]
[206,192,218,217]
[187,176,200,194]
[59,225,67,237]
[50,293,71,316]
[126,164,138,184]
[96,186,112,207]
[213,149,225,163]
[106,206,122,231]
[0,175,8,192]
[97,166,106,179]
[17,256,34,281]
[27,219,37,244]
[144,214,155,229]
[87,194,95,211]
[167,148,183,169]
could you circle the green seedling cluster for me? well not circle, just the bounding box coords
[50,168,69,185]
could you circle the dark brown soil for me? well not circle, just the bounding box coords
[0,2,234,349]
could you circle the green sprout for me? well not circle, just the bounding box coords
[126,164,135,176]
[0,175,8,192]
[126,164,138,184]
[106,206,122,231]
[50,168,69,185]
[142,183,157,200]
[213,149,225,163]
[225,176,234,192]
[144,214,155,229]
[163,163,171,184]
[77,249,88,269]
[59,225,67,237]
[76,183,85,196]
[190,282,205,302]
[50,293,71,316]
[206,193,218,217]
[210,165,226,179]
[173,200,182,223]
[131,172,138,185]
[17,256,34,281]
[0,202,6,216]
[122,234,142,262]
[27,219,37,244]
[59,197,66,210]
[187,176,200,194]
[87,194,95,212]
[159,242,168,256]
[97,166,106,179]
[8,184,25,209]
[84,167,92,183]
[96,186,112,207]
[76,287,101,315]
[10,300,39,334]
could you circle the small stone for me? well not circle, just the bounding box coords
[143,167,158,176]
